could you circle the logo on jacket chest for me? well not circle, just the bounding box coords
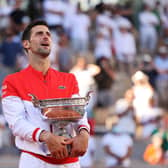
[58,85,66,89]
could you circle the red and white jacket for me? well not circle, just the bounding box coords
[2,65,90,164]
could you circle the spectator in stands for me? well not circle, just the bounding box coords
[138,3,159,55]
[69,3,91,56]
[154,45,168,108]
[102,125,133,168]
[9,7,30,37]
[140,54,158,89]
[27,0,44,21]
[144,112,168,165]
[42,0,66,33]
[0,0,12,31]
[0,27,23,72]
[111,89,136,138]
[132,71,162,138]
[114,18,136,75]
[70,56,100,119]
[56,32,74,72]
[94,56,115,107]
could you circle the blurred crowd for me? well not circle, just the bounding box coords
[0,0,168,168]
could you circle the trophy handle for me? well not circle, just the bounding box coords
[86,91,93,104]
[28,94,40,107]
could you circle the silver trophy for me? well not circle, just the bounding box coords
[29,92,91,138]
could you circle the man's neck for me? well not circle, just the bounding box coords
[29,55,50,75]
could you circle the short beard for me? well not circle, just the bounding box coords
[38,48,50,58]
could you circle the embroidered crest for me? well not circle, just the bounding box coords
[58,85,66,89]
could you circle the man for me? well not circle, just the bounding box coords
[102,126,133,168]
[1,20,90,168]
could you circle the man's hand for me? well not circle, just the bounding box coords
[39,131,70,159]
[67,129,89,157]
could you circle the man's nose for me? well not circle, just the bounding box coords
[43,34,49,40]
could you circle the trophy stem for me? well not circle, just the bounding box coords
[51,121,71,138]
[51,121,72,154]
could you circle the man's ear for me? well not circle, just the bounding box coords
[22,40,30,50]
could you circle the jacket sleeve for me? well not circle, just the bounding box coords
[77,111,90,134]
[71,94,90,134]
[2,77,43,142]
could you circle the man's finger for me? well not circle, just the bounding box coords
[62,138,73,145]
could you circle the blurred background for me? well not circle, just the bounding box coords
[0,0,168,168]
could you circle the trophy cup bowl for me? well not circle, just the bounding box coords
[29,92,91,138]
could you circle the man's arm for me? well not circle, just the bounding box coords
[2,95,44,142]
[2,76,45,143]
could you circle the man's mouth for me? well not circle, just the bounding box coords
[41,42,50,47]
[41,44,49,46]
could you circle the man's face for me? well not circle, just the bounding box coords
[26,25,52,57]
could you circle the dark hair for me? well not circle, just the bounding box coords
[21,20,49,41]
